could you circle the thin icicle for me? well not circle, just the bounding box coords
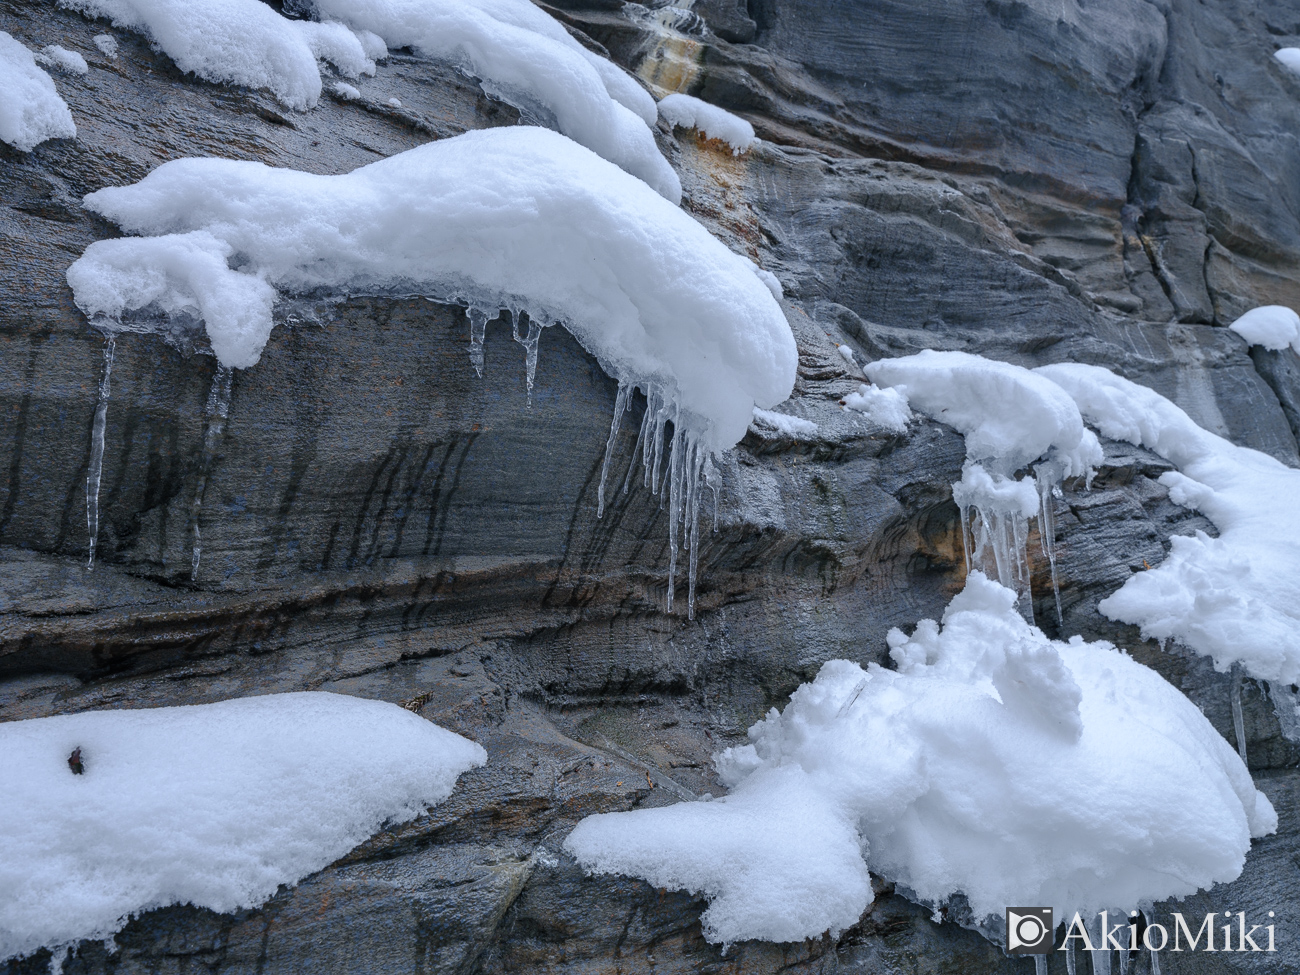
[85,332,117,571]
[1065,939,1076,975]
[597,383,630,518]
[1034,956,1048,975]
[511,312,545,404]
[1143,912,1160,975]
[686,440,704,619]
[621,392,648,496]
[1037,469,1064,627]
[190,364,234,582]
[665,422,684,613]
[1231,664,1248,766]
[649,394,668,494]
[466,306,488,378]
[1090,914,1111,975]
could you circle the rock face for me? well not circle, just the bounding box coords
[2,0,1299,972]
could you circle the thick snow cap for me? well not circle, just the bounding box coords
[67,126,795,451]
[657,93,755,154]
[865,350,1101,477]
[1228,304,1300,354]
[0,692,486,963]
[1037,362,1300,684]
[566,573,1275,944]
[0,31,77,151]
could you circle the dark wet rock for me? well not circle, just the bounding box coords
[3,0,1300,971]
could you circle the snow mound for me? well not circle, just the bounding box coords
[330,80,359,100]
[67,126,795,453]
[566,572,1275,944]
[0,31,77,151]
[1228,304,1300,353]
[0,691,486,964]
[1037,362,1300,684]
[752,408,817,438]
[37,44,89,75]
[843,383,911,433]
[304,0,678,200]
[658,93,755,153]
[1276,48,1300,77]
[866,350,1101,477]
[60,0,376,111]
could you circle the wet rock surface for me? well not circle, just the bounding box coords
[2,0,1300,971]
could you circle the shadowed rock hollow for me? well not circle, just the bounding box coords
[2,0,1299,971]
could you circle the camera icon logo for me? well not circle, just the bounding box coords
[1006,907,1054,954]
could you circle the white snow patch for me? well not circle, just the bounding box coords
[92,33,118,57]
[744,258,782,298]
[330,80,359,100]
[752,407,817,438]
[1276,47,1300,77]
[566,572,1275,944]
[842,383,911,433]
[59,0,376,111]
[66,126,795,453]
[305,0,678,200]
[385,96,401,107]
[37,45,89,75]
[836,343,856,366]
[1037,362,1300,685]
[657,92,755,153]
[0,692,485,964]
[0,32,76,151]
[1228,304,1300,354]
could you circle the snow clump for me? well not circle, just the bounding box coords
[658,93,756,153]
[0,691,486,964]
[1228,304,1300,353]
[566,572,1275,944]
[1037,362,1300,685]
[843,383,911,433]
[92,33,117,57]
[0,31,77,151]
[330,80,359,100]
[60,0,377,111]
[66,125,795,452]
[1276,48,1300,77]
[37,44,89,75]
[300,0,679,200]
[752,408,817,438]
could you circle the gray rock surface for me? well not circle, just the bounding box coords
[2,0,1299,971]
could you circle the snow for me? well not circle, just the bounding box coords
[1228,304,1300,353]
[60,0,376,111]
[752,407,817,438]
[657,93,755,153]
[566,572,1275,945]
[0,691,485,964]
[330,80,359,100]
[1276,48,1300,77]
[305,0,679,201]
[842,383,911,434]
[92,33,117,57]
[0,32,77,151]
[744,258,782,298]
[385,96,401,107]
[37,45,89,75]
[836,343,856,366]
[1037,362,1300,685]
[67,125,795,453]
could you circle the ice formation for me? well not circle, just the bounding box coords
[37,44,89,75]
[1228,304,1300,353]
[1276,47,1300,77]
[565,572,1275,945]
[0,31,77,151]
[91,33,117,57]
[300,0,679,199]
[752,407,818,438]
[1037,362,1300,686]
[866,351,1101,619]
[189,365,233,581]
[60,0,378,111]
[66,126,795,609]
[84,334,116,571]
[842,382,911,433]
[0,692,486,964]
[657,93,756,154]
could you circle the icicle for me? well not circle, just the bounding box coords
[686,439,704,619]
[1090,914,1111,975]
[649,393,668,494]
[621,391,648,496]
[189,364,234,582]
[466,306,488,378]
[1143,912,1161,975]
[1037,469,1064,627]
[1117,927,1130,975]
[1034,956,1048,975]
[959,503,972,575]
[665,421,684,613]
[1230,663,1248,766]
[596,383,630,518]
[85,332,117,571]
[511,313,544,404]
[1065,939,1076,975]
